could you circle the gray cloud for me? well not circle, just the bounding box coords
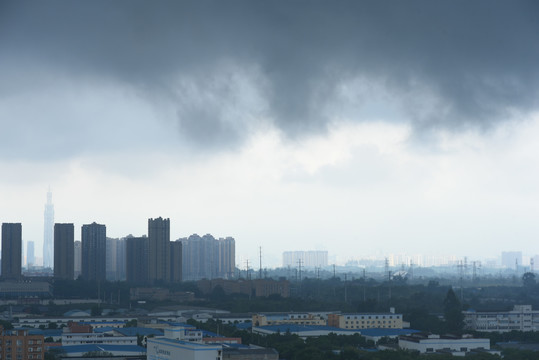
[1,0,539,155]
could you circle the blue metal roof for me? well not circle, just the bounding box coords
[202,330,219,337]
[26,329,63,336]
[221,343,250,349]
[233,322,252,330]
[93,326,117,333]
[159,321,194,327]
[359,328,421,337]
[256,324,358,333]
[115,327,164,336]
[58,344,146,354]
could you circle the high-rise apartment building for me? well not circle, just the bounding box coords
[219,237,235,279]
[1,223,22,280]
[106,237,118,281]
[43,190,54,269]
[126,236,148,283]
[148,217,170,283]
[54,223,74,279]
[116,237,126,281]
[81,222,106,281]
[182,234,235,281]
[74,240,81,278]
[170,240,182,282]
[27,240,35,267]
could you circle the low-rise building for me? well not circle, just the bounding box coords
[0,326,45,360]
[0,281,52,299]
[398,333,494,355]
[15,316,135,329]
[328,309,403,330]
[60,320,138,346]
[252,313,326,327]
[252,324,360,338]
[197,278,290,298]
[53,344,146,358]
[463,305,539,332]
[147,337,223,360]
[222,345,279,360]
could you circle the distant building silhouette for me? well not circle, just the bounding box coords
[148,217,171,283]
[1,223,22,280]
[181,234,235,281]
[106,237,118,281]
[81,222,106,281]
[282,250,328,268]
[219,237,235,279]
[501,251,522,269]
[27,241,35,268]
[116,237,126,281]
[126,236,148,283]
[43,189,54,269]
[54,223,74,279]
[74,240,81,278]
[106,236,127,281]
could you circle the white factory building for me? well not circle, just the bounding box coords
[463,305,539,332]
[398,333,497,356]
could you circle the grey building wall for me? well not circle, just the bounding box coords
[148,217,170,283]
[54,223,74,279]
[1,223,22,280]
[81,222,106,281]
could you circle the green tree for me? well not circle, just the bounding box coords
[47,322,58,329]
[443,288,464,334]
[125,319,138,327]
[82,351,114,357]
[0,320,13,330]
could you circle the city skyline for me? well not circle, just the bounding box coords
[1,2,539,268]
[1,218,537,275]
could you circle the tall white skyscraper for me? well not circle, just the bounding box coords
[43,189,54,269]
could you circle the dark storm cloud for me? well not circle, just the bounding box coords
[1,0,539,149]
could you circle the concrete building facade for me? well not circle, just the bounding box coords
[126,236,149,283]
[0,326,45,360]
[1,223,22,280]
[74,240,81,278]
[54,223,74,279]
[398,333,492,355]
[328,311,403,330]
[148,217,171,283]
[81,222,106,281]
[463,305,539,332]
[170,240,182,282]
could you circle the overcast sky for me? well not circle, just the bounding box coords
[1,1,539,268]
